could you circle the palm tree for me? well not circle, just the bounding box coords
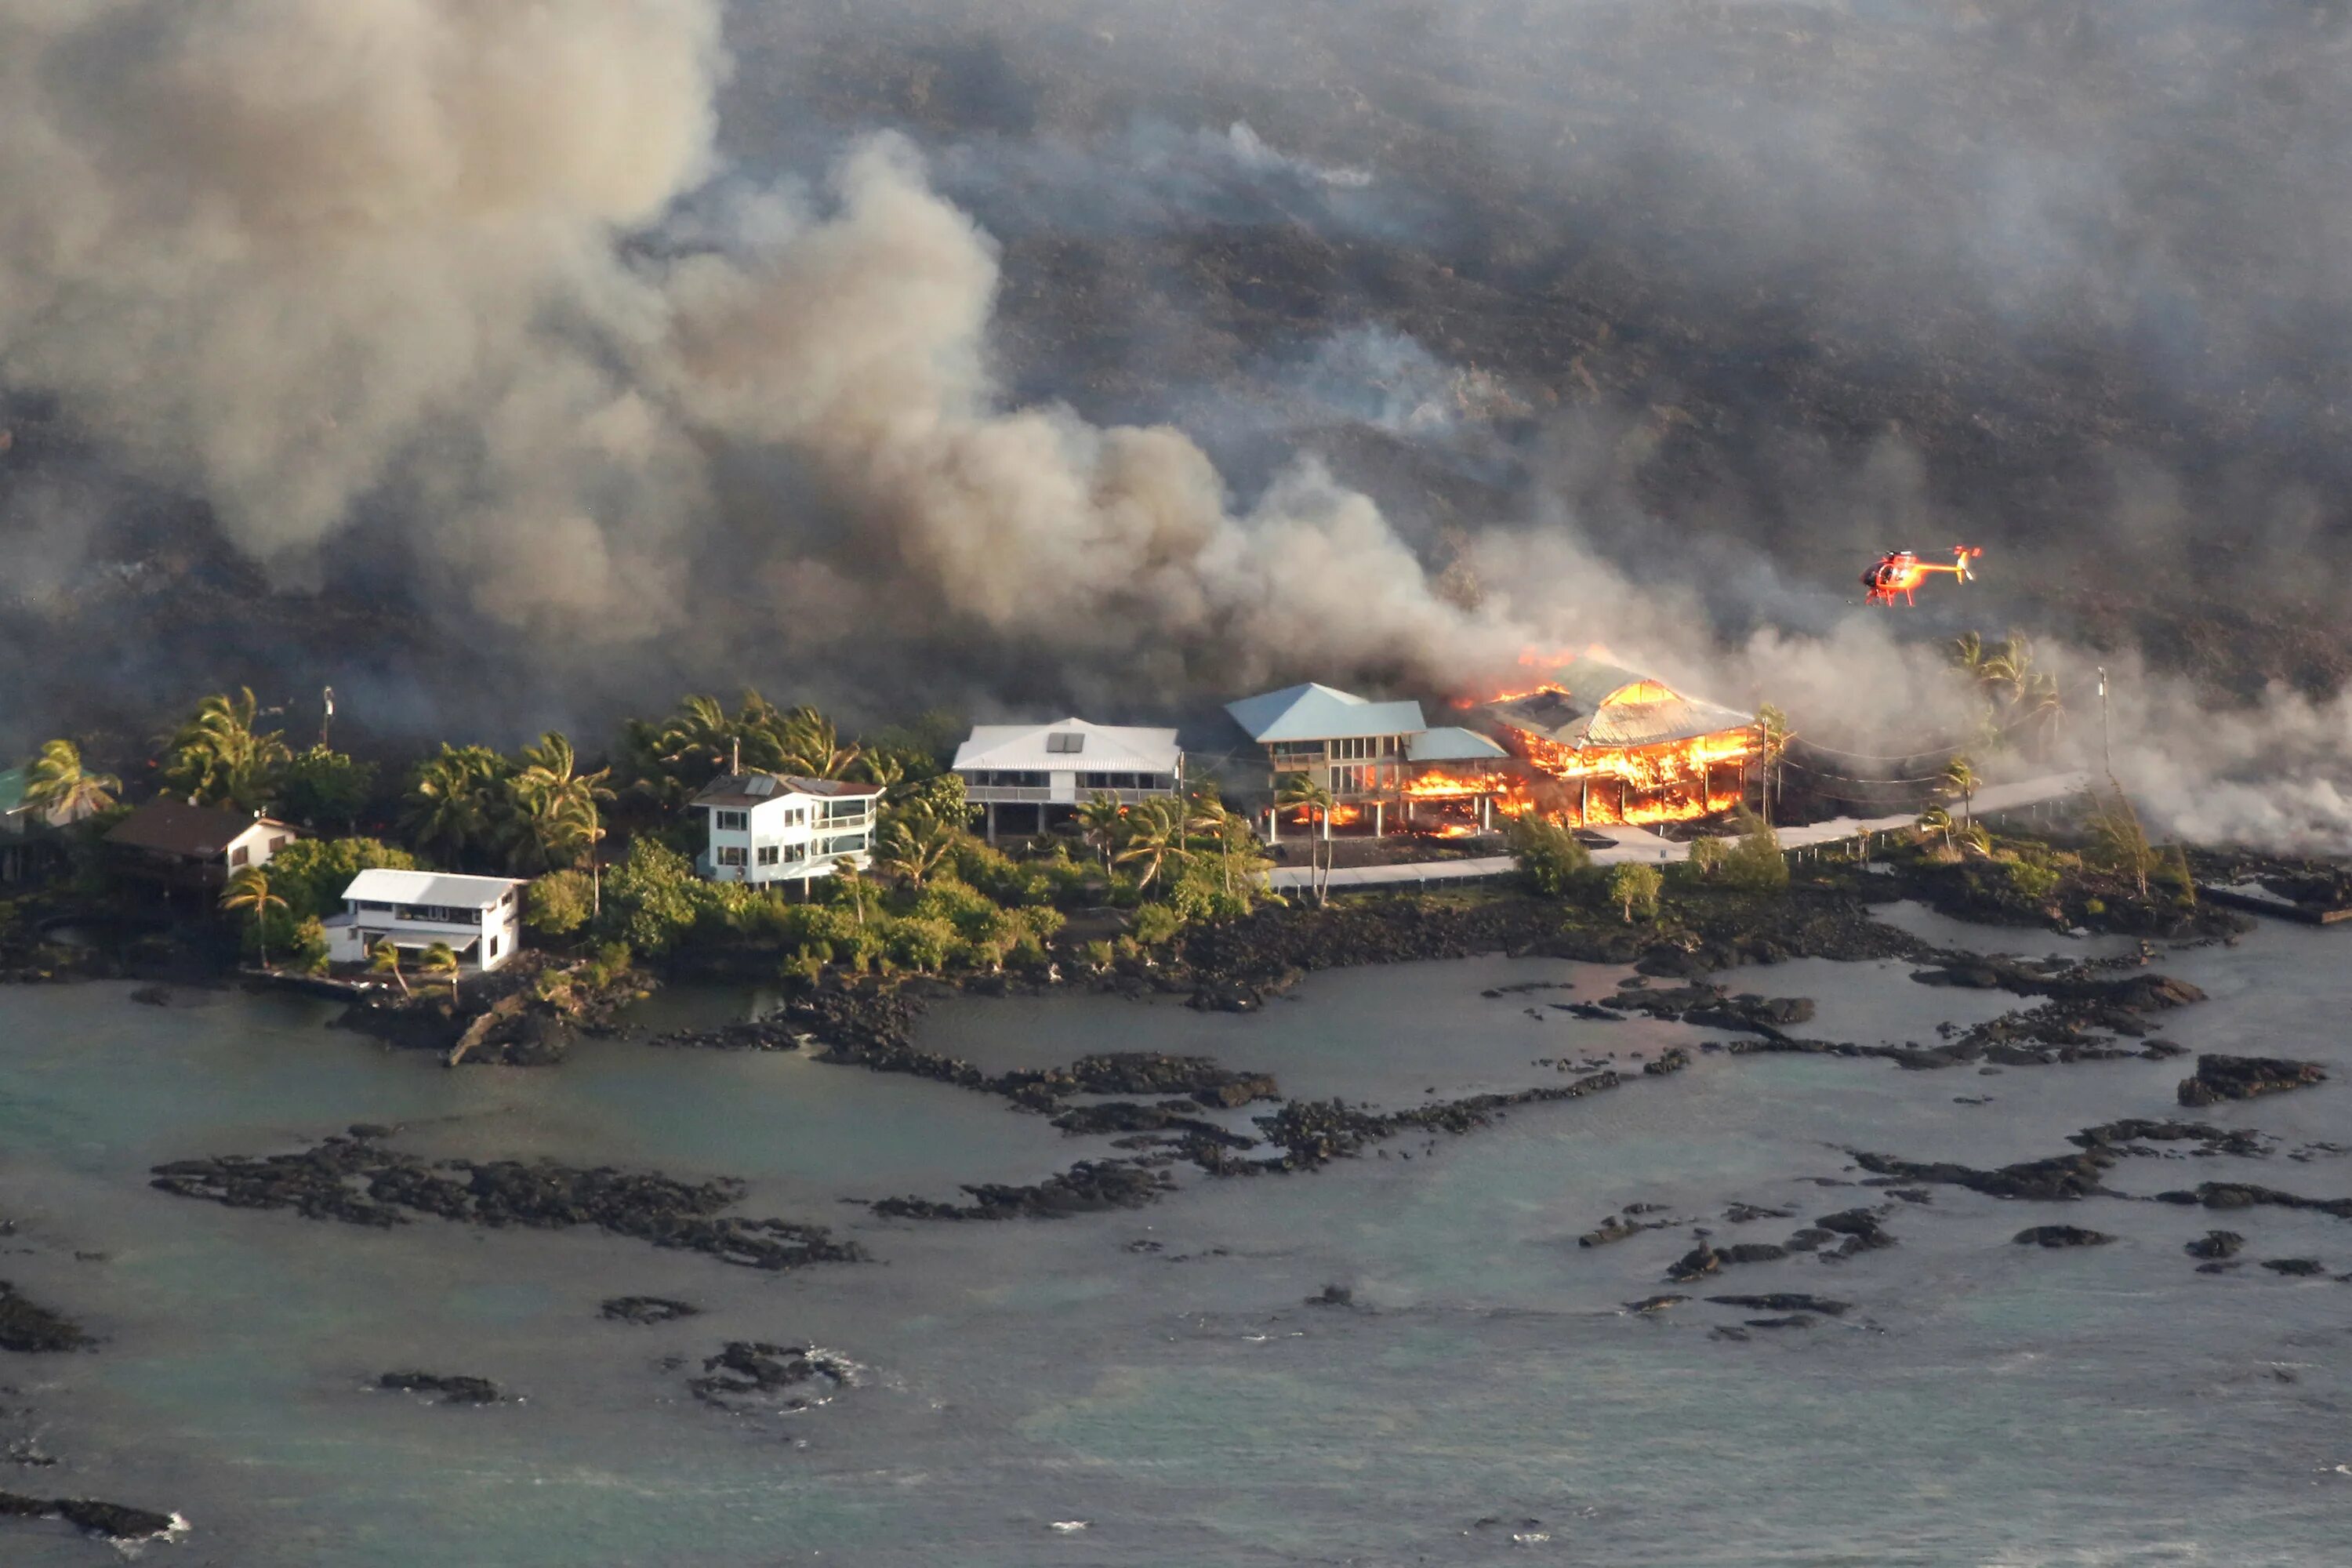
[369,941,412,997]
[1942,754,1980,833]
[831,863,873,927]
[1981,633,2036,706]
[421,941,462,1004]
[1915,804,1955,851]
[1950,630,1989,681]
[1076,793,1127,875]
[22,739,119,824]
[777,706,860,779]
[401,745,510,867]
[655,694,745,779]
[1275,774,1337,906]
[1185,795,1236,897]
[2015,669,2065,757]
[1113,797,1191,895]
[220,865,287,969]
[874,804,959,889]
[509,732,615,905]
[857,751,908,799]
[163,688,289,808]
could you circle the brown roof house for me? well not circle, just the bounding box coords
[106,799,300,885]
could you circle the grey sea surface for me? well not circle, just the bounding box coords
[2,905,2350,1566]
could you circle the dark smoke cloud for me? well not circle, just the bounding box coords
[2,0,2350,846]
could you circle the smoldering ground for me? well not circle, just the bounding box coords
[2,0,2350,848]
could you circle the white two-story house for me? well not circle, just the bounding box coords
[691,772,882,887]
[325,868,528,973]
[951,717,1182,842]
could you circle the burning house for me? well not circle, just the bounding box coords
[1478,657,1757,826]
[1224,683,1522,837]
[1225,659,1756,838]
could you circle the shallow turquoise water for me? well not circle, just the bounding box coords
[2,911,2349,1565]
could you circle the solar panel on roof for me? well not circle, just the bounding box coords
[746,775,778,796]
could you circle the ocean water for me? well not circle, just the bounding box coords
[2,906,2349,1566]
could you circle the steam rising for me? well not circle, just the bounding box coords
[2,0,2349,851]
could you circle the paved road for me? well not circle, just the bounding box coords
[1264,771,2092,894]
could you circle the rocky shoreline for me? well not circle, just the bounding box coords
[150,1127,863,1272]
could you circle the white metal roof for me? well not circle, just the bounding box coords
[342,868,528,909]
[952,717,1181,773]
[1225,684,1428,743]
[1408,726,1507,763]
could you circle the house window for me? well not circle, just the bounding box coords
[717,846,748,867]
[782,842,807,863]
[488,935,499,960]
[757,845,779,866]
[713,809,748,831]
[1046,731,1085,753]
[230,846,249,866]
[269,836,289,851]
[819,833,867,857]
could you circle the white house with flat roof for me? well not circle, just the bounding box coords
[691,772,883,887]
[325,868,528,973]
[951,718,1182,841]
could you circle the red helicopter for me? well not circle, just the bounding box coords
[1861,546,1982,606]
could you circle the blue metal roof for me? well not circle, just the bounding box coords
[1407,726,1506,763]
[1225,684,1427,743]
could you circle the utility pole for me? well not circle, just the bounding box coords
[320,686,336,750]
[2096,666,2113,786]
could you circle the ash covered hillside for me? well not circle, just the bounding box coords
[4,0,2350,761]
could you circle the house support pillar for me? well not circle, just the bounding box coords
[1481,796,1493,832]
[985,803,996,845]
[1373,800,1384,837]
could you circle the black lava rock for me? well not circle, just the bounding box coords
[2014,1225,2115,1248]
[2184,1230,2244,1261]
[2177,1054,2328,1107]
[378,1371,502,1405]
[0,1283,93,1353]
[600,1296,701,1324]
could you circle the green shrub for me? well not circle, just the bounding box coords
[884,916,955,972]
[1608,862,1663,922]
[1083,939,1115,971]
[1686,836,1731,879]
[2005,859,2061,904]
[526,870,593,936]
[1132,903,1183,946]
[597,840,699,955]
[1507,817,1591,896]
[1719,810,1789,892]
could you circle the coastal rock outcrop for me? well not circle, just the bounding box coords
[0,1492,180,1542]
[2176,1054,2328,1107]
[0,1283,93,1353]
[378,1371,502,1405]
[151,1136,864,1271]
[689,1341,857,1411]
[601,1297,701,1324]
[1849,1149,2113,1201]
[871,1160,1170,1220]
[2013,1225,2114,1248]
